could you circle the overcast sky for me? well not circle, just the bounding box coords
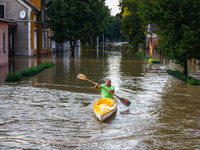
[105,0,121,16]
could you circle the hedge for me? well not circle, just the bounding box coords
[136,51,160,63]
[167,69,200,85]
[5,62,55,82]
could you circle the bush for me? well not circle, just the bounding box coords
[148,58,161,63]
[145,57,161,63]
[136,51,144,56]
[5,72,23,82]
[136,51,161,63]
[43,62,55,68]
[167,69,200,85]
[5,62,55,82]
[187,77,200,85]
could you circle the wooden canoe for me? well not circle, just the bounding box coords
[93,97,117,121]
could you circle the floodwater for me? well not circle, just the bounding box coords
[0,43,200,149]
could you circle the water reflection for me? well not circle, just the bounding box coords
[0,43,200,149]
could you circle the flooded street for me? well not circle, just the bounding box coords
[0,43,200,149]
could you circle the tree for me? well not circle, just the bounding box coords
[120,0,146,49]
[88,0,110,47]
[47,0,110,55]
[113,14,121,42]
[138,0,200,76]
[101,15,121,42]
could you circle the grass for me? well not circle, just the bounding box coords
[5,62,55,82]
[167,69,200,85]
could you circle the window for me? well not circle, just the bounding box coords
[10,34,12,50]
[0,5,5,18]
[49,34,50,49]
[34,15,36,21]
[3,33,6,52]
[42,7,44,22]
[45,32,47,49]
[34,32,37,50]
[42,32,44,49]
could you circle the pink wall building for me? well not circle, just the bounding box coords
[0,19,10,66]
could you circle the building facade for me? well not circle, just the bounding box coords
[0,19,11,66]
[146,24,159,50]
[0,0,53,57]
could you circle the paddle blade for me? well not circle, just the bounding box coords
[119,98,131,107]
[77,74,87,80]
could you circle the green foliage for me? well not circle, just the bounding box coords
[5,62,55,82]
[47,0,110,51]
[89,0,110,39]
[167,69,200,85]
[148,58,160,63]
[136,51,160,63]
[120,0,146,48]
[5,73,23,82]
[144,56,151,60]
[43,62,55,68]
[136,51,144,56]
[102,15,121,42]
[138,0,200,75]
[187,78,200,85]
[145,57,160,63]
[167,69,188,82]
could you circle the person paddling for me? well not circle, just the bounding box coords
[94,79,115,99]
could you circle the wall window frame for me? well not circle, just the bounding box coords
[9,34,12,51]
[34,15,36,21]
[34,31,37,50]
[42,32,44,49]
[45,32,47,49]
[42,6,44,22]
[48,32,50,49]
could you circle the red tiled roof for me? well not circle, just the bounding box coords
[21,0,40,13]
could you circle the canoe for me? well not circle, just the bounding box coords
[93,97,117,121]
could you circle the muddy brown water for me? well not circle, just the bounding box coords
[0,43,200,149]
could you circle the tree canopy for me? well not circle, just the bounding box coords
[120,0,146,49]
[138,0,200,75]
[47,0,110,55]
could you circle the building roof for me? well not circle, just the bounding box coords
[21,0,40,13]
[0,18,15,23]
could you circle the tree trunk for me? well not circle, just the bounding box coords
[183,61,188,76]
[70,40,77,56]
[91,36,95,49]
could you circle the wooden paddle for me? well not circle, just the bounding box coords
[77,74,131,107]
